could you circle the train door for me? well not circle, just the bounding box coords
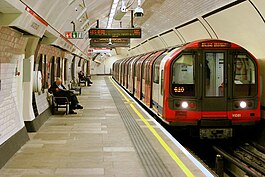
[152,54,166,115]
[144,50,165,107]
[201,51,227,116]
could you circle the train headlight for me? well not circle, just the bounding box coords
[240,101,247,109]
[181,101,188,109]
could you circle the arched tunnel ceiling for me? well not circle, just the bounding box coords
[3,0,235,37]
[1,0,265,58]
[133,0,235,41]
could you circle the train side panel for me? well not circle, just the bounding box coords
[152,48,180,116]
[142,50,165,107]
[135,53,152,100]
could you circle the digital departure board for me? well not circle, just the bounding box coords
[90,38,130,48]
[89,28,141,38]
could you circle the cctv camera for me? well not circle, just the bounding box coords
[120,6,127,13]
[134,6,144,17]
[108,41,112,45]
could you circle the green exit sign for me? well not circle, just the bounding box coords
[65,31,84,39]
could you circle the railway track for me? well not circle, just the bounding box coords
[213,142,265,177]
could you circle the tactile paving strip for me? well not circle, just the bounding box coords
[106,78,172,177]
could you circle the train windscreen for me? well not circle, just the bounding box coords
[233,54,257,97]
[171,54,195,96]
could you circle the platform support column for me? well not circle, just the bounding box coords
[23,36,40,121]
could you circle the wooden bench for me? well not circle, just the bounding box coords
[51,96,70,115]
[78,78,87,86]
[68,82,81,95]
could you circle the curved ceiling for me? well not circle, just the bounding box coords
[1,0,264,59]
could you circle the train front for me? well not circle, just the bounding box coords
[163,40,260,139]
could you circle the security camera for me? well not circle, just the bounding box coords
[134,6,144,17]
[121,6,127,13]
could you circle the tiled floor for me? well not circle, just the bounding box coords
[0,76,147,177]
[0,76,213,177]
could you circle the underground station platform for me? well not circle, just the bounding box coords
[0,76,214,177]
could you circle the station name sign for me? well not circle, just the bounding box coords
[89,28,141,38]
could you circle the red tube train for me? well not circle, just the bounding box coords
[112,39,260,138]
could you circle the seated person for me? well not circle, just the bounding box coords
[78,71,93,86]
[48,77,83,114]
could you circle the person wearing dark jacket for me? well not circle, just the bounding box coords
[48,78,83,114]
[78,71,93,86]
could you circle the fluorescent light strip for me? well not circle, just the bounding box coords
[76,7,87,21]
[80,18,90,29]
[107,0,119,28]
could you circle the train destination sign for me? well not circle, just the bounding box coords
[89,28,141,38]
[90,38,130,48]
[200,41,231,48]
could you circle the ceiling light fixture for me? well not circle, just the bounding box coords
[114,0,127,20]
[80,19,90,29]
[68,0,76,5]
[107,0,119,28]
[76,7,87,21]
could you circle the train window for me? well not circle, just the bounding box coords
[153,54,166,84]
[233,54,257,97]
[172,54,194,84]
[142,63,146,80]
[171,54,195,96]
[146,64,150,85]
[205,53,224,97]
[136,63,140,81]
[128,64,131,77]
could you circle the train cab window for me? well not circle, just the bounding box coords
[233,54,257,97]
[171,54,195,96]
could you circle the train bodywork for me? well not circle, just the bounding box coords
[112,39,260,138]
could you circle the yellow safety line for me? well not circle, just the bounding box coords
[110,78,195,177]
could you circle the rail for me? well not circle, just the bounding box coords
[212,146,261,177]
